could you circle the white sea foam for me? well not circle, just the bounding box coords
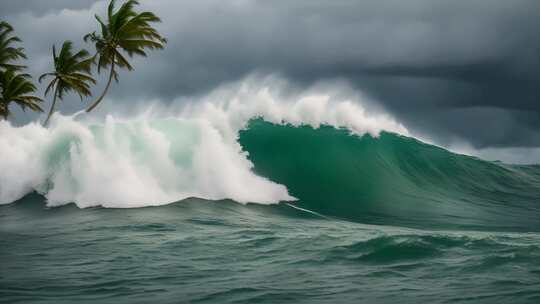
[0,78,408,208]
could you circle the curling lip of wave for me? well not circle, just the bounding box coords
[0,82,407,208]
[239,120,540,231]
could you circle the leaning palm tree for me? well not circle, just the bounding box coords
[39,41,96,125]
[0,21,27,72]
[0,69,43,120]
[83,0,166,112]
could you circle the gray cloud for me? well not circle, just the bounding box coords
[2,0,540,152]
[0,0,96,17]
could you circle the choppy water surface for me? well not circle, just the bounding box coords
[2,194,540,304]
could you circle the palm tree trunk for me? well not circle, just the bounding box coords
[44,89,58,126]
[0,99,7,120]
[0,105,7,120]
[86,57,115,113]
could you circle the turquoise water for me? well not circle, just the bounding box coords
[2,120,540,303]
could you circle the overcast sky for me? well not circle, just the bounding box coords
[1,0,540,162]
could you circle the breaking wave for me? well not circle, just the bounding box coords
[3,78,539,232]
[0,80,406,208]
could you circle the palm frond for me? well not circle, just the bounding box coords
[0,69,43,118]
[43,78,58,96]
[0,21,27,72]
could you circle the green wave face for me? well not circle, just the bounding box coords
[239,119,540,231]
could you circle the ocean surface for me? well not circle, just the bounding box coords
[2,94,540,303]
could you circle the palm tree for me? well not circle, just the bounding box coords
[83,0,166,112]
[39,41,96,125]
[0,21,42,121]
[0,21,26,72]
[0,69,43,120]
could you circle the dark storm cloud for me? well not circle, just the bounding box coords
[2,0,540,150]
[0,0,96,17]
